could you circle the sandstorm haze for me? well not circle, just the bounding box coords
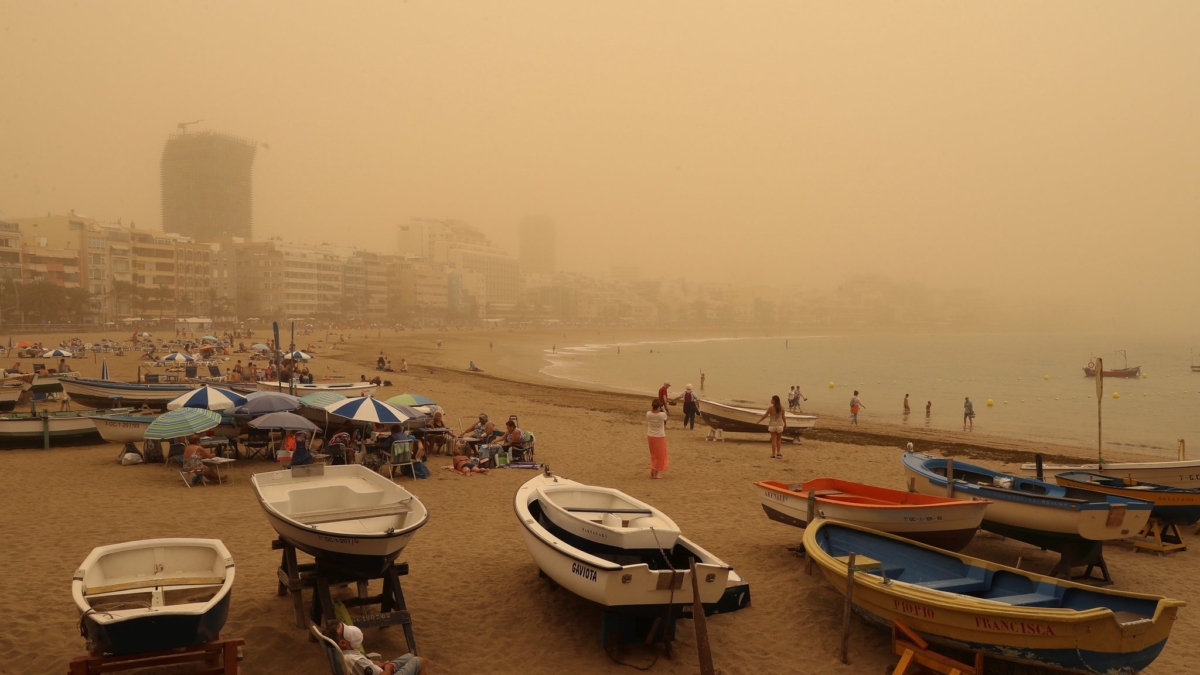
[2,1,1198,331]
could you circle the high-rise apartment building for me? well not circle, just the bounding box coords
[161,130,257,242]
[517,216,556,274]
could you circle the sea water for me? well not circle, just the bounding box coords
[542,333,1200,458]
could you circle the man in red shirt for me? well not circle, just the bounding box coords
[658,381,671,413]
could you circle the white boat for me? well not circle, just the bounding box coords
[1019,459,1200,489]
[698,399,817,437]
[73,538,235,656]
[92,412,159,443]
[0,408,131,448]
[536,480,681,551]
[515,471,751,611]
[60,377,195,409]
[250,464,428,572]
[256,380,377,397]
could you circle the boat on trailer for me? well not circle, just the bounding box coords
[73,538,235,656]
[515,471,750,613]
[250,464,428,574]
[698,399,817,438]
[754,478,990,552]
[805,520,1185,675]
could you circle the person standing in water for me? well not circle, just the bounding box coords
[963,397,975,431]
[849,391,865,425]
[926,401,932,416]
[699,371,706,390]
[646,399,669,479]
[756,395,787,459]
[903,394,911,414]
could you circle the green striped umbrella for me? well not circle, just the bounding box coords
[299,392,346,409]
[144,408,223,439]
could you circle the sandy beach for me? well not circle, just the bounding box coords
[2,327,1195,675]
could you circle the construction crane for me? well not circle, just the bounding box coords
[177,120,203,132]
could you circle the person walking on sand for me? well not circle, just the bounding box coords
[647,399,669,479]
[787,386,797,412]
[849,391,865,425]
[657,381,671,412]
[904,394,911,414]
[681,384,699,430]
[793,385,807,412]
[756,395,787,459]
[963,396,975,431]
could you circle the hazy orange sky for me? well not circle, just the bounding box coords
[2,2,1198,327]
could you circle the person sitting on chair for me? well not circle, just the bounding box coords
[499,419,527,454]
[387,424,424,460]
[183,435,224,483]
[325,623,426,675]
[424,411,454,455]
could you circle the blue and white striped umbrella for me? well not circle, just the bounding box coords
[325,396,420,424]
[161,352,195,363]
[284,351,313,361]
[166,386,249,411]
[42,349,73,357]
[99,358,110,381]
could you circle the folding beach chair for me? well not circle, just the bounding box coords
[144,373,160,383]
[207,364,223,379]
[243,428,271,460]
[164,442,186,468]
[184,365,198,379]
[385,440,416,481]
[513,431,536,462]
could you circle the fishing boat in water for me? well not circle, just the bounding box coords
[1053,472,1200,525]
[805,520,1185,675]
[754,479,990,551]
[902,453,1152,552]
[698,399,816,437]
[515,470,750,613]
[73,538,234,656]
[1082,350,1141,378]
[250,464,428,574]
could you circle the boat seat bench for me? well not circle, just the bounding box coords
[292,502,412,525]
[913,577,989,594]
[990,592,1059,607]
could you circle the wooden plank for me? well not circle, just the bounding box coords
[291,502,411,525]
[563,507,653,515]
[891,649,914,675]
[689,558,715,675]
[84,576,225,596]
[840,552,856,664]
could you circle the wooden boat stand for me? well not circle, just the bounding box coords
[67,638,243,675]
[1048,541,1111,585]
[273,538,418,655]
[889,621,982,675]
[1133,517,1188,555]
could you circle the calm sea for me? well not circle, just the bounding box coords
[541,333,1200,458]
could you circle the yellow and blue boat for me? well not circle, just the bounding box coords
[805,520,1184,674]
[1053,472,1200,525]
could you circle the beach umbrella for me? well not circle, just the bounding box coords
[144,408,222,439]
[201,335,218,342]
[41,349,73,358]
[385,393,437,407]
[283,350,313,361]
[325,396,420,424]
[137,332,152,337]
[251,343,270,350]
[235,393,302,415]
[249,411,319,432]
[161,352,194,363]
[99,359,109,381]
[244,390,301,403]
[299,392,346,409]
[167,386,248,412]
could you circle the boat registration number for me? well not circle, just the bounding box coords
[317,535,360,545]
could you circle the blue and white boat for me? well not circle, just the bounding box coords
[902,453,1153,551]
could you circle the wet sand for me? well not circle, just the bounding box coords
[2,328,1194,674]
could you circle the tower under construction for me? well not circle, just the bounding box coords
[161,129,257,242]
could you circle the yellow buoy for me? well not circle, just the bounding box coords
[987,399,994,406]
[1142,373,1148,379]
[1113,392,1120,399]
[829,381,834,388]
[1044,375,1050,380]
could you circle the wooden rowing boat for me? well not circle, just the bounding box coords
[1053,472,1200,525]
[805,520,1185,674]
[754,478,990,551]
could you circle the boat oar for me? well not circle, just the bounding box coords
[688,558,715,675]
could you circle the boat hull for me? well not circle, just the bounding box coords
[61,377,193,409]
[903,454,1152,549]
[1082,366,1141,378]
[1054,473,1200,525]
[698,400,816,437]
[755,479,988,552]
[0,410,126,448]
[256,380,376,397]
[516,473,747,610]
[80,592,232,656]
[805,521,1182,675]
[92,414,156,444]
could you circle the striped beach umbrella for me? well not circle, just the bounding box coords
[385,393,436,407]
[283,350,313,361]
[244,390,301,403]
[235,393,302,415]
[251,343,270,350]
[325,396,420,424]
[41,349,73,358]
[201,335,219,342]
[161,352,195,363]
[144,408,222,439]
[167,386,248,412]
[99,358,110,381]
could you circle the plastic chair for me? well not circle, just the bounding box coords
[310,624,349,675]
[385,440,416,480]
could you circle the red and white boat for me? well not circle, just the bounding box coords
[754,478,990,552]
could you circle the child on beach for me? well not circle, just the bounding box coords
[849,391,865,424]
